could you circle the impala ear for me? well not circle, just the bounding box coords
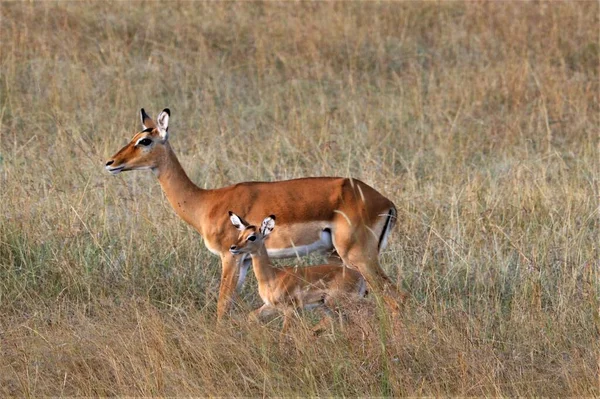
[229,211,249,231]
[140,108,156,129]
[156,108,170,141]
[260,215,276,236]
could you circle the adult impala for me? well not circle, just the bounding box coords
[105,108,405,319]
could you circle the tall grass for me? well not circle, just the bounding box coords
[1,2,598,396]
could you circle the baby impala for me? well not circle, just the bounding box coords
[229,212,367,333]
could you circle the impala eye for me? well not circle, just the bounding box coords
[137,138,153,146]
[247,235,257,242]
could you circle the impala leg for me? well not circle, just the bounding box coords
[312,304,336,334]
[248,304,274,323]
[217,254,240,321]
[280,307,295,338]
[350,249,405,310]
[247,306,263,323]
[334,226,406,313]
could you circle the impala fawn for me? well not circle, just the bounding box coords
[229,212,367,333]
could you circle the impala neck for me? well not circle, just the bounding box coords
[155,142,204,226]
[250,245,278,285]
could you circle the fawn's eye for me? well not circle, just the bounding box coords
[247,235,257,242]
[137,138,153,146]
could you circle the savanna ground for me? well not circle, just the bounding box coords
[1,2,599,396]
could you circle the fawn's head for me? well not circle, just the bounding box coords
[105,108,171,175]
[228,212,276,256]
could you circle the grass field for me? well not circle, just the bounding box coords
[1,2,599,396]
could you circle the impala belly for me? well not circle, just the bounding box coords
[265,222,333,259]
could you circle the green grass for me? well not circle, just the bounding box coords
[0,1,599,396]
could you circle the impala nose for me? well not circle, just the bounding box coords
[105,160,114,166]
[230,245,237,251]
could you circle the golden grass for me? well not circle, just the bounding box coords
[1,1,599,396]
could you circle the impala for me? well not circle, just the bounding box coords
[229,212,366,331]
[105,108,405,320]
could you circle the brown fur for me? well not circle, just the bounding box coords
[229,215,366,334]
[106,110,405,320]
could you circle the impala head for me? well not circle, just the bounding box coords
[105,108,171,175]
[228,212,276,256]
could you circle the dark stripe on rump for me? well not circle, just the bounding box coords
[377,206,396,251]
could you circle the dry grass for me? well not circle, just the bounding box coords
[1,1,599,396]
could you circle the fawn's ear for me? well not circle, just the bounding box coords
[140,108,156,129]
[229,211,249,231]
[156,108,170,141]
[260,215,276,236]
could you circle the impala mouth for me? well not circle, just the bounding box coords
[106,165,125,175]
[229,249,242,256]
